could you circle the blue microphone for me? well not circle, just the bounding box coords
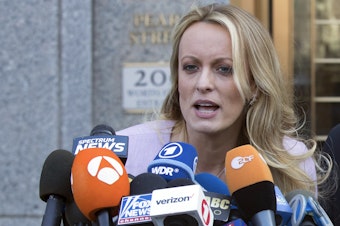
[147,142,198,181]
[287,189,333,226]
[195,172,232,224]
[223,218,248,226]
[195,172,230,195]
[195,173,246,224]
[274,185,293,226]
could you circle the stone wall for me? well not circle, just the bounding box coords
[0,0,228,225]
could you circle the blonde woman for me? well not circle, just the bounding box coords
[118,3,333,202]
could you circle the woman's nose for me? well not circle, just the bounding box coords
[196,69,214,93]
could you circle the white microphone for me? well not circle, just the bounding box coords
[150,184,214,226]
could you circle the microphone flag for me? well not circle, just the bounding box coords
[150,184,214,226]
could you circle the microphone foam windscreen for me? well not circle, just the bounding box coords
[71,147,130,220]
[225,145,276,219]
[39,149,74,202]
[130,173,167,195]
[195,172,230,195]
[166,178,195,187]
[90,124,115,136]
[233,181,276,219]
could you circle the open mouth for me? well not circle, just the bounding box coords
[194,103,219,113]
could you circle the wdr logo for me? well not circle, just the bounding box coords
[158,142,183,158]
[87,155,124,185]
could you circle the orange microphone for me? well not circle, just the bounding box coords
[71,147,130,225]
[225,144,276,226]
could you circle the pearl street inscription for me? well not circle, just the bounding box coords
[129,13,181,45]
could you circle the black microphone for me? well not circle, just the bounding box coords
[64,199,94,226]
[166,177,196,187]
[73,124,128,164]
[90,124,115,136]
[117,173,167,225]
[39,149,74,226]
[129,172,168,195]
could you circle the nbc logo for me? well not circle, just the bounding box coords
[87,155,124,185]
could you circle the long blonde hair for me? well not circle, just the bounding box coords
[161,3,333,197]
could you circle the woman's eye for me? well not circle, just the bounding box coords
[218,66,233,75]
[183,64,198,72]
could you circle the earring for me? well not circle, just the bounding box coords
[249,95,257,106]
[249,89,258,106]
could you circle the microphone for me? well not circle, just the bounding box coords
[222,218,247,226]
[150,183,214,226]
[130,172,168,195]
[117,173,167,225]
[274,185,293,226]
[194,173,232,225]
[90,124,115,136]
[195,172,230,195]
[39,149,74,226]
[225,144,276,226]
[65,199,93,226]
[71,147,130,225]
[147,142,198,181]
[196,173,286,225]
[166,177,196,187]
[72,124,129,164]
[286,189,334,226]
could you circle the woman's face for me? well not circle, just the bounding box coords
[178,21,245,135]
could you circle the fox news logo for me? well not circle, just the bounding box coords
[72,135,128,155]
[118,194,152,225]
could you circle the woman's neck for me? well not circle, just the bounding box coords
[171,123,242,181]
